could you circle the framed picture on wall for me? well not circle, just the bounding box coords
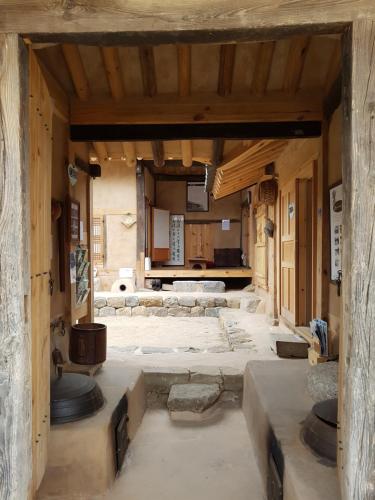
[186,181,209,212]
[66,196,80,243]
[329,182,343,281]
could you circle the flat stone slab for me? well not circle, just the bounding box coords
[167,383,221,413]
[172,281,225,293]
[270,333,308,359]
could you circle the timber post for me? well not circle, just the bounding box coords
[341,19,375,500]
[0,34,31,499]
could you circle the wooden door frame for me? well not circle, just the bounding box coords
[1,12,374,499]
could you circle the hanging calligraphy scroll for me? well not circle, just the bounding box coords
[166,215,184,265]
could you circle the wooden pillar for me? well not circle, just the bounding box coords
[341,20,375,500]
[136,160,145,289]
[0,34,31,499]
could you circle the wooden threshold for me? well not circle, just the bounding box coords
[145,267,252,279]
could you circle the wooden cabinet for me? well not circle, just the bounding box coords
[185,224,214,263]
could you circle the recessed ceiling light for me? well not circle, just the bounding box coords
[107,156,112,161]
[90,156,98,162]
[168,156,173,160]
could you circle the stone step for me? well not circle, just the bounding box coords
[167,383,221,413]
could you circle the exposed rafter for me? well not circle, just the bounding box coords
[93,141,108,161]
[283,36,310,94]
[151,141,165,168]
[122,142,136,168]
[251,41,275,95]
[218,44,236,97]
[177,44,193,167]
[138,45,164,167]
[61,44,90,101]
[101,46,125,101]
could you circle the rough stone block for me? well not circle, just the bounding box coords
[190,306,205,317]
[240,295,262,313]
[163,296,179,307]
[167,383,221,413]
[200,281,225,293]
[220,367,243,391]
[169,404,223,423]
[168,306,191,317]
[190,366,223,385]
[307,362,338,402]
[178,296,196,307]
[197,296,215,308]
[98,306,116,317]
[147,307,168,317]
[126,295,139,307]
[214,297,227,307]
[143,367,190,393]
[205,307,221,318]
[173,281,197,292]
[139,296,163,307]
[226,297,241,309]
[132,306,148,316]
[116,307,132,316]
[94,297,107,308]
[94,307,99,316]
[107,296,126,308]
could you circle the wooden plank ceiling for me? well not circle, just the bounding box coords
[36,35,341,186]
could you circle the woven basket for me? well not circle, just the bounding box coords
[258,178,278,205]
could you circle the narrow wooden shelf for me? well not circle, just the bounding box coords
[145,267,252,279]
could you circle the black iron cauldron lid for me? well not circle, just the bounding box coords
[51,372,104,425]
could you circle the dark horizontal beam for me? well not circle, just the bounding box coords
[155,174,205,182]
[71,121,321,142]
[25,23,345,46]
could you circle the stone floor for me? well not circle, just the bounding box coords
[103,409,266,500]
[103,311,290,366]
[106,316,230,357]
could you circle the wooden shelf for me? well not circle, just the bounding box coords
[145,267,252,279]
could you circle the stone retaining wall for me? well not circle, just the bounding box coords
[94,294,243,318]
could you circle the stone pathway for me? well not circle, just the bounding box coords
[104,410,265,500]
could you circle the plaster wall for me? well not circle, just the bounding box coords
[93,163,137,289]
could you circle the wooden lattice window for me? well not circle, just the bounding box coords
[93,216,104,268]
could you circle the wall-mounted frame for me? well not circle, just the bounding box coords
[66,196,80,243]
[329,182,343,282]
[186,181,209,212]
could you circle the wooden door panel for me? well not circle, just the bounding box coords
[280,180,296,324]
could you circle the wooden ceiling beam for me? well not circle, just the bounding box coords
[177,44,193,167]
[61,44,90,101]
[71,91,322,125]
[251,41,276,95]
[218,44,236,97]
[283,36,311,94]
[101,46,125,101]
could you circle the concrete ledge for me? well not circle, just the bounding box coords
[243,360,339,500]
[38,363,146,499]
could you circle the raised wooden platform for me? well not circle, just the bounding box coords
[144,267,252,279]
